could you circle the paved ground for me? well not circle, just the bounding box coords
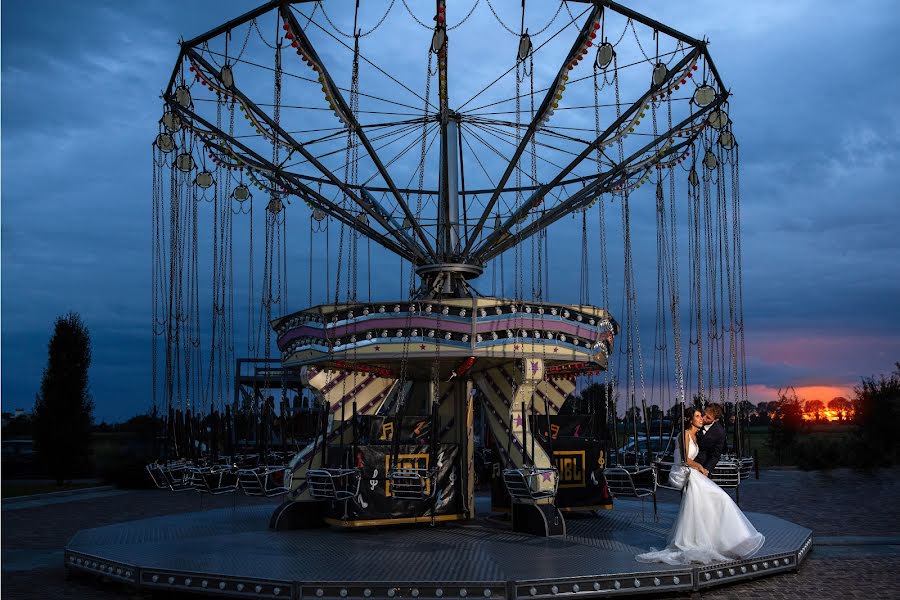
[2,467,899,599]
[657,466,900,537]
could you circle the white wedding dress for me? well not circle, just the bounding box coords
[636,435,765,565]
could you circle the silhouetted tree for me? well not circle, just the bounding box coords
[852,363,900,467]
[624,405,643,425]
[575,381,615,414]
[666,403,684,421]
[33,312,94,484]
[737,400,756,418]
[828,397,852,422]
[805,399,825,422]
[767,388,804,462]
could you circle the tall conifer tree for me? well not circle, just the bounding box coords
[33,312,94,484]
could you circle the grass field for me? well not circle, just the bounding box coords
[1,481,101,499]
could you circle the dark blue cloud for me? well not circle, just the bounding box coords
[3,0,899,421]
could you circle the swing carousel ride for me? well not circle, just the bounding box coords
[66,1,812,597]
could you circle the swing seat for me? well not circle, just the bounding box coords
[234,453,261,469]
[387,467,436,501]
[502,466,558,502]
[651,460,681,491]
[266,451,295,465]
[146,461,194,491]
[709,458,740,488]
[603,465,657,499]
[145,461,170,489]
[306,468,361,501]
[237,465,292,497]
[188,463,239,494]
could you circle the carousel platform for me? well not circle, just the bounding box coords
[64,497,811,599]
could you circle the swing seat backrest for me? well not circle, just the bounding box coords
[709,459,740,488]
[604,466,657,499]
[306,468,361,501]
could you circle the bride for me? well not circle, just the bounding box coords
[636,407,765,565]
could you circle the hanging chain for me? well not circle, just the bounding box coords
[247,191,255,357]
[702,157,716,398]
[152,146,163,418]
[350,34,361,303]
[272,37,283,301]
[579,210,589,305]
[528,53,537,300]
[666,96,686,405]
[514,61,524,301]
[395,49,433,403]
[694,157,705,402]
[224,102,236,413]
[230,19,253,61]
[485,0,517,35]
[320,0,397,38]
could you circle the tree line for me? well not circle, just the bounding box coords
[11,311,900,483]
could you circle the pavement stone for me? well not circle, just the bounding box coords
[656,467,900,537]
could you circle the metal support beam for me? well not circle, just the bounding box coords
[442,117,462,256]
[571,0,727,91]
[184,48,426,263]
[168,100,418,262]
[461,3,603,257]
[180,0,320,52]
[470,47,702,262]
[435,0,452,263]
[164,46,186,99]
[480,97,724,262]
[279,5,438,260]
[182,0,282,53]
[597,0,702,48]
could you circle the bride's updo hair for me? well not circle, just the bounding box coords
[684,406,700,429]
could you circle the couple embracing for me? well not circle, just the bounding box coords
[636,404,765,565]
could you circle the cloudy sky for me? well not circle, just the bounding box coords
[3,1,899,421]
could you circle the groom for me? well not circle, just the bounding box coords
[695,403,725,474]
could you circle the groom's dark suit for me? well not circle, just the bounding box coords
[695,421,726,473]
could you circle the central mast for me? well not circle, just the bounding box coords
[416,0,483,298]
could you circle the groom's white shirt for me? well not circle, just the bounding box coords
[702,423,713,434]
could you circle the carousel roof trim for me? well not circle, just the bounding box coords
[272,297,615,326]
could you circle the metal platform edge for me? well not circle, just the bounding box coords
[63,532,812,600]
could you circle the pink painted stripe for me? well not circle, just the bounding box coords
[278,316,607,348]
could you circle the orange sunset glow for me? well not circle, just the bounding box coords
[746,384,856,422]
[747,384,853,402]
[793,386,853,401]
[797,386,855,422]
